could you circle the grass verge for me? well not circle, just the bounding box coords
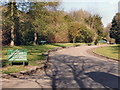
[94,44,119,60]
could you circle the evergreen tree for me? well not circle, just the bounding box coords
[28,2,60,45]
[2,0,19,46]
[110,13,120,44]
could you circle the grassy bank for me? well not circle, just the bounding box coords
[2,43,84,74]
[94,44,119,60]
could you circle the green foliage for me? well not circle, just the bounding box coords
[19,21,34,45]
[110,13,120,44]
[2,2,19,46]
[87,14,104,37]
[44,11,70,43]
[69,22,94,43]
[64,15,74,22]
[68,22,80,43]
[2,18,11,45]
[69,10,104,42]
[2,2,104,46]
[96,36,101,42]
[77,25,94,43]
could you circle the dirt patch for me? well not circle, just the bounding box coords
[2,62,51,79]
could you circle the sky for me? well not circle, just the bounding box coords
[61,0,120,27]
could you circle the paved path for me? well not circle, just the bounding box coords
[2,45,119,88]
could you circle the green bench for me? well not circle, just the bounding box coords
[40,41,47,45]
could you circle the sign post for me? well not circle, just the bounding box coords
[7,49,27,66]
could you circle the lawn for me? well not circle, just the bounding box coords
[2,43,84,74]
[94,44,119,60]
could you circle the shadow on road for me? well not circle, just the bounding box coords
[43,54,118,88]
[85,72,119,88]
[44,65,58,89]
[9,54,118,89]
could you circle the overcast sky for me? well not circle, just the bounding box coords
[61,0,119,27]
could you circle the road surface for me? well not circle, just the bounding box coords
[2,45,119,88]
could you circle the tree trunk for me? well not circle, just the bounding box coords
[33,32,37,45]
[10,25,14,46]
[73,38,76,43]
[10,1,14,46]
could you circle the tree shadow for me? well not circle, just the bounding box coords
[50,43,66,48]
[109,45,119,54]
[46,54,118,88]
[7,54,118,89]
[85,72,119,88]
[44,65,58,89]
